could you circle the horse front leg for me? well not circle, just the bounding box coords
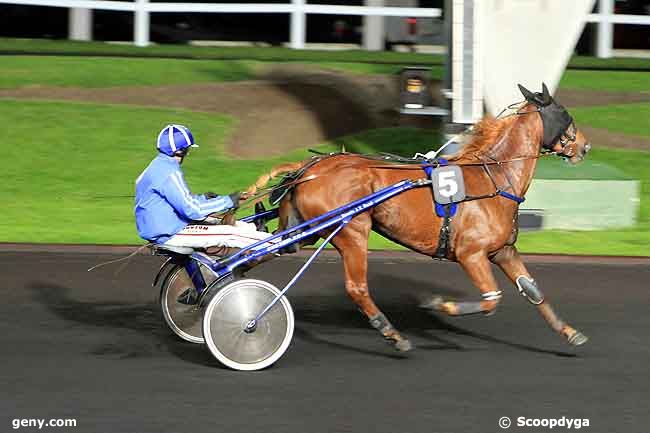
[491,246,588,346]
[332,225,413,352]
[422,252,503,316]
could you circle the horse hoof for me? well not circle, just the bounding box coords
[483,307,497,317]
[567,331,588,346]
[420,296,444,311]
[394,338,413,352]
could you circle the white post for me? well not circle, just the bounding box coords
[363,0,385,51]
[69,8,92,41]
[472,0,482,122]
[452,0,482,124]
[290,0,306,49]
[596,0,614,58]
[134,0,150,47]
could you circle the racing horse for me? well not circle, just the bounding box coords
[246,84,591,351]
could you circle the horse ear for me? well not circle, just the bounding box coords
[541,82,551,104]
[518,84,536,103]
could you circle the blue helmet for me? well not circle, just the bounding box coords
[156,124,198,156]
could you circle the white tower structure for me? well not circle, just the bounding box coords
[451,0,596,124]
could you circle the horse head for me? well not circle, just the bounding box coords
[518,83,591,164]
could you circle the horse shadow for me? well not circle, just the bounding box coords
[291,272,576,358]
[261,66,398,143]
[261,66,446,144]
[28,281,222,369]
[29,271,575,366]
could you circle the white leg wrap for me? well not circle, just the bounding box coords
[481,290,503,301]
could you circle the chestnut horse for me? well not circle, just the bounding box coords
[246,84,591,351]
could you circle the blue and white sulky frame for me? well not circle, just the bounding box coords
[189,178,431,325]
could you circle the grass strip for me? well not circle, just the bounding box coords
[571,103,650,138]
[4,38,650,71]
[0,38,442,65]
[0,55,442,89]
[560,69,650,93]
[2,99,648,255]
[0,56,257,89]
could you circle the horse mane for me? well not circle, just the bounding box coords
[448,115,518,162]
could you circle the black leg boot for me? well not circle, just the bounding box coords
[254,202,269,232]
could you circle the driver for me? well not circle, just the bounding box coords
[134,124,274,251]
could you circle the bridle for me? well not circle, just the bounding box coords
[495,100,578,160]
[468,100,580,203]
[420,96,581,205]
[556,121,578,158]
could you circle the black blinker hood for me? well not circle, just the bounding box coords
[517,83,573,149]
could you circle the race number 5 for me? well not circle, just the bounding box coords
[438,170,458,197]
[431,166,466,204]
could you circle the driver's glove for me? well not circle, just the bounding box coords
[228,192,241,208]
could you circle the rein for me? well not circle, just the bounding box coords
[367,152,552,170]
[238,174,318,210]
[367,95,578,205]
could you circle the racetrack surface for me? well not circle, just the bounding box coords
[1,251,648,433]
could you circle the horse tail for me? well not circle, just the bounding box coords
[244,161,306,196]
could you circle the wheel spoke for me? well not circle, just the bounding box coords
[160,264,214,344]
[203,279,294,371]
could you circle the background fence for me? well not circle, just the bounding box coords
[0,0,441,49]
[2,0,650,57]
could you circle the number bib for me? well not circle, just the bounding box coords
[431,166,466,204]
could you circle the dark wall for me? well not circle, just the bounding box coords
[1,6,69,39]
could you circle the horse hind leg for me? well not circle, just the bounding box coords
[491,246,588,346]
[277,193,319,254]
[331,222,413,352]
[422,252,503,316]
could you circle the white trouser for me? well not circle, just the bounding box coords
[163,221,276,249]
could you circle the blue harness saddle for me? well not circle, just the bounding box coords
[422,158,458,218]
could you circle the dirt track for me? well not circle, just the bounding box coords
[3,66,646,155]
[0,67,405,157]
[1,251,649,433]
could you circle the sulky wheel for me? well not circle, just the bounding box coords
[202,279,294,371]
[160,263,216,344]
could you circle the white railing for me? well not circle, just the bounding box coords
[5,0,135,11]
[588,0,650,58]
[587,12,650,25]
[588,11,650,57]
[0,0,441,48]
[2,0,650,56]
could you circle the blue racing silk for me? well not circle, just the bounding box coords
[134,154,234,243]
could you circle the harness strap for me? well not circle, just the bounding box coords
[497,190,526,204]
[435,210,453,260]
[423,160,455,260]
[369,154,544,170]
